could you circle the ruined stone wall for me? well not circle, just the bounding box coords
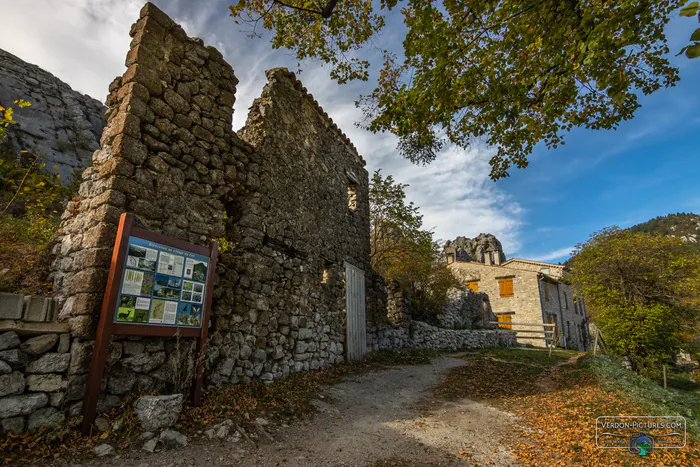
[205,66,371,384]
[438,288,497,330]
[0,48,105,181]
[46,2,372,419]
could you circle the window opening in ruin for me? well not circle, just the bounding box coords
[466,280,479,292]
[498,278,514,297]
[321,268,329,285]
[544,283,550,301]
[347,179,358,211]
[447,253,455,263]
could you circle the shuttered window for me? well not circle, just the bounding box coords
[466,280,479,293]
[496,314,512,330]
[544,283,550,301]
[498,278,514,297]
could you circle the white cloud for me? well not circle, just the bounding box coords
[529,246,574,262]
[0,0,524,256]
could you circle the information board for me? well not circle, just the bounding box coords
[82,213,217,436]
[115,237,210,328]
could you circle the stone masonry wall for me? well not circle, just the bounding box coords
[438,288,497,330]
[367,321,516,352]
[47,2,371,420]
[0,48,105,182]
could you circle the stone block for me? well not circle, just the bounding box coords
[0,349,29,370]
[0,293,23,320]
[134,394,184,431]
[1,417,25,434]
[0,331,20,351]
[57,334,70,354]
[20,334,58,356]
[0,371,25,397]
[0,361,10,375]
[69,340,95,375]
[27,407,65,431]
[26,353,71,374]
[26,374,67,392]
[0,393,48,418]
[23,296,55,322]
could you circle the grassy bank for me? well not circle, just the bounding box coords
[435,348,700,466]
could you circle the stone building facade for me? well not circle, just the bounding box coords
[448,258,590,350]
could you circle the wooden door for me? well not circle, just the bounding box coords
[344,261,367,361]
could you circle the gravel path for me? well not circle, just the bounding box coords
[87,356,518,467]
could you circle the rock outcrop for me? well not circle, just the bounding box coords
[443,233,506,264]
[0,48,106,182]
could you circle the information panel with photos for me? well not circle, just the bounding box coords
[115,236,210,328]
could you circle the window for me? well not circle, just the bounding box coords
[466,280,479,293]
[447,253,455,264]
[563,292,568,309]
[544,283,550,301]
[498,278,514,297]
[540,267,550,274]
[347,180,358,211]
[496,314,512,330]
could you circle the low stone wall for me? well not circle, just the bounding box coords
[0,330,72,434]
[367,320,516,352]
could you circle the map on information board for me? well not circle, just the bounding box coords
[114,236,209,328]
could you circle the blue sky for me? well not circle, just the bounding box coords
[1,0,698,263]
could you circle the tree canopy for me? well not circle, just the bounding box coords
[230,0,699,180]
[567,227,700,377]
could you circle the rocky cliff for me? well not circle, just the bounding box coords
[443,233,507,264]
[0,48,106,182]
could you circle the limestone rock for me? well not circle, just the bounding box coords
[159,429,188,448]
[0,349,29,370]
[20,334,59,356]
[134,394,184,431]
[27,407,65,430]
[26,374,67,392]
[0,393,48,418]
[0,360,12,375]
[0,331,20,351]
[0,49,105,182]
[93,443,116,457]
[143,437,158,453]
[0,371,25,396]
[26,353,71,374]
[122,351,166,373]
[442,233,506,264]
[1,417,25,434]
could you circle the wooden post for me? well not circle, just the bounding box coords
[593,330,599,356]
[663,365,667,389]
[189,240,217,407]
[81,213,133,435]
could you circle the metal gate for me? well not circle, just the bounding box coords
[344,261,367,361]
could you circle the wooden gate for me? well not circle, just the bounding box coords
[344,261,367,361]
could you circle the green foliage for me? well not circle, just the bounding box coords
[230,1,694,180]
[679,1,700,58]
[0,99,31,143]
[568,227,700,377]
[0,100,78,294]
[369,169,459,316]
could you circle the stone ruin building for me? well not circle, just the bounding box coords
[0,3,515,434]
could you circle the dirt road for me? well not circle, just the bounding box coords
[88,356,518,467]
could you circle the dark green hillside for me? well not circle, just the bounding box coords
[628,212,700,248]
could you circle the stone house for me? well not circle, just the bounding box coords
[447,256,590,350]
